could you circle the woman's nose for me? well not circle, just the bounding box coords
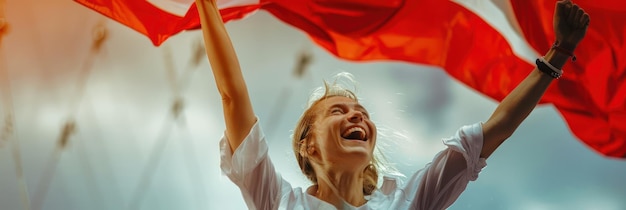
[348,111,363,123]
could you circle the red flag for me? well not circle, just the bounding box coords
[511,0,626,158]
[74,0,260,46]
[74,0,626,158]
[264,0,534,102]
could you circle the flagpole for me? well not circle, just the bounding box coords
[175,38,210,209]
[168,40,210,209]
[31,21,107,210]
[127,42,207,209]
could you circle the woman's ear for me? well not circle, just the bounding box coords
[307,142,316,156]
[299,138,316,157]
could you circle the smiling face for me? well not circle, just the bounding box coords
[307,96,377,171]
[292,73,380,195]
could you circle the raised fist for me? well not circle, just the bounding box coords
[554,0,590,52]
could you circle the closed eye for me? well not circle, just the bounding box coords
[356,109,369,119]
[354,104,369,118]
[359,110,369,119]
[331,108,344,114]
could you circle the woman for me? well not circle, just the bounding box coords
[196,0,590,209]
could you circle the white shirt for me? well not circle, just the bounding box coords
[220,120,487,210]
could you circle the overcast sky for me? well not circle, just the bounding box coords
[1,0,625,210]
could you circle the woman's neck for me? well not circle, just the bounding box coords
[312,170,367,208]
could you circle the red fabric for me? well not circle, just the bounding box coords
[74,0,259,46]
[511,0,626,158]
[264,0,533,103]
[74,0,626,158]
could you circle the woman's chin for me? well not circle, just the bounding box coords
[336,148,372,164]
[342,141,373,153]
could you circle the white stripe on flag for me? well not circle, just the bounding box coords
[147,0,195,16]
[147,0,260,17]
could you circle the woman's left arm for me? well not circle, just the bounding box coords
[481,0,589,159]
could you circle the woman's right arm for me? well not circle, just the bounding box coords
[196,0,256,153]
[198,3,292,209]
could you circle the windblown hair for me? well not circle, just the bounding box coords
[292,72,379,195]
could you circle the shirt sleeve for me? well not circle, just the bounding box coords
[220,120,290,210]
[407,122,487,210]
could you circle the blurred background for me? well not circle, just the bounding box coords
[1,0,625,209]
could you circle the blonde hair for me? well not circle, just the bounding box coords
[292,72,381,195]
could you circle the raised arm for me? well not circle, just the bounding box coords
[480,0,589,158]
[196,0,256,152]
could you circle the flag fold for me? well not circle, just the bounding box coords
[74,0,626,158]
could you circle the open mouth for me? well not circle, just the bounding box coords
[342,126,367,141]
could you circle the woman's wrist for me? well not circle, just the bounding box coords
[544,48,570,69]
[536,42,575,79]
[555,41,578,53]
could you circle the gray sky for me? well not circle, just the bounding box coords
[1,0,625,210]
